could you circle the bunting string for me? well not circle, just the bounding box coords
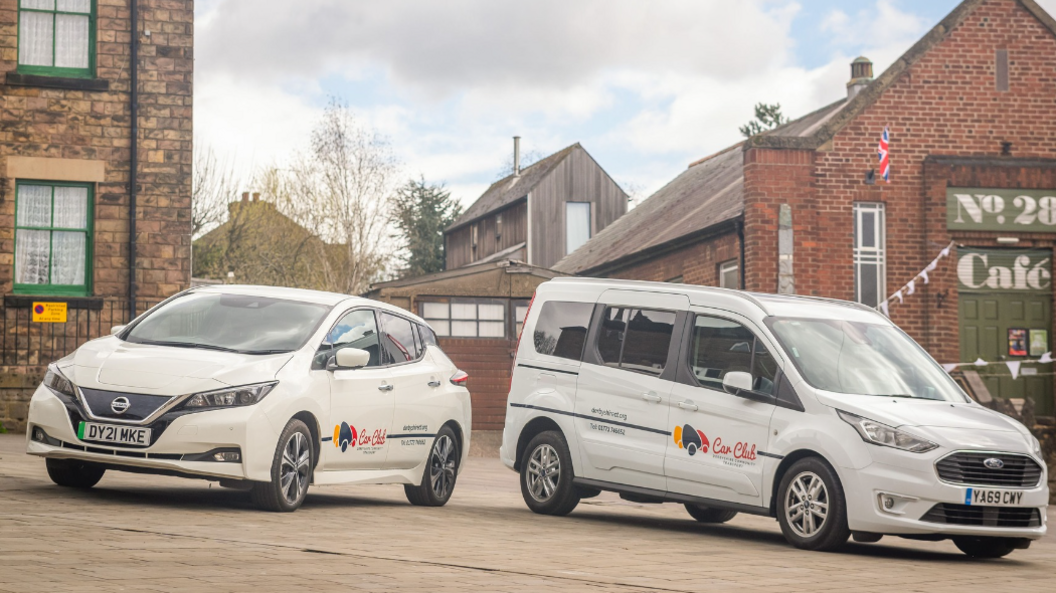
[941,352,1053,380]
[877,240,957,317]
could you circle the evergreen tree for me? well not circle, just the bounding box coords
[739,102,790,138]
[392,178,463,278]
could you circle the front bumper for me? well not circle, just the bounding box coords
[26,385,278,482]
[841,449,1048,540]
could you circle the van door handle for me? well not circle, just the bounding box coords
[427,380,441,388]
[378,384,394,392]
[678,400,698,411]
[642,393,662,403]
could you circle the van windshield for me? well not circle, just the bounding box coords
[124,292,332,355]
[765,317,968,402]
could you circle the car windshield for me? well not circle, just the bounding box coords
[124,292,332,354]
[765,317,968,402]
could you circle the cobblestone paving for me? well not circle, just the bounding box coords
[0,434,1052,592]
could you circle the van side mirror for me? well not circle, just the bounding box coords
[722,371,753,394]
[328,347,370,370]
[110,325,126,336]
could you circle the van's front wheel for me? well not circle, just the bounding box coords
[776,457,850,551]
[520,431,580,516]
[953,536,1018,559]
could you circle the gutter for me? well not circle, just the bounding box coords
[128,0,139,317]
[737,219,746,289]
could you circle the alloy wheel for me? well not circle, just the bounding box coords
[279,431,311,505]
[785,470,829,538]
[430,434,457,500]
[526,443,561,502]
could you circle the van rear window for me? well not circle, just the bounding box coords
[532,301,593,361]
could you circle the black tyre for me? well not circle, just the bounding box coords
[46,458,105,488]
[953,536,1017,559]
[520,430,580,516]
[776,457,850,551]
[405,425,460,507]
[685,504,738,524]
[251,419,313,512]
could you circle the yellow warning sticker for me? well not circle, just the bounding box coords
[32,302,67,323]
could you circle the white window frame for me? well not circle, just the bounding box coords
[565,201,592,255]
[419,298,506,339]
[718,260,739,289]
[853,202,886,307]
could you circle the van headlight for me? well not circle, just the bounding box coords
[837,410,938,453]
[43,365,77,399]
[184,382,278,409]
[1028,434,1043,458]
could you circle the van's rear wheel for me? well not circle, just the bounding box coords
[776,457,850,551]
[685,504,738,524]
[46,458,105,488]
[953,536,1018,559]
[251,419,313,512]
[520,431,580,516]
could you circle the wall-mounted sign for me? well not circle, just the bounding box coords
[947,188,1056,232]
[32,302,67,323]
[1029,329,1048,357]
[956,248,1052,293]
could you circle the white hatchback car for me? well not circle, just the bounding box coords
[502,278,1048,558]
[26,285,471,512]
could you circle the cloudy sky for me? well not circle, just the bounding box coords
[194,0,1056,207]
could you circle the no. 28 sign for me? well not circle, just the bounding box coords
[947,188,1056,232]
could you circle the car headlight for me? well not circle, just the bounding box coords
[184,382,278,409]
[43,365,77,399]
[837,410,938,453]
[1028,434,1043,458]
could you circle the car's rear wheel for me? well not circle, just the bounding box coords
[685,504,738,524]
[776,457,850,551]
[520,430,580,516]
[251,419,313,512]
[405,425,460,506]
[46,458,105,488]
[953,536,1018,559]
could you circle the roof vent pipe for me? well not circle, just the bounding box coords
[513,136,521,177]
[847,56,873,99]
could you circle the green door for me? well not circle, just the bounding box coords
[958,248,1053,416]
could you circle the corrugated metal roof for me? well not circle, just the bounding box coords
[447,144,579,232]
[554,144,744,275]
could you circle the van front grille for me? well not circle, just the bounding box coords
[935,451,1042,487]
[920,503,1041,528]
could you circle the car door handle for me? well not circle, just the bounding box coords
[378,384,394,392]
[427,380,441,388]
[642,393,662,403]
[678,400,698,411]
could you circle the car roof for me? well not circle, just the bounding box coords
[544,277,889,324]
[187,285,430,324]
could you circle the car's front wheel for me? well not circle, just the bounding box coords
[251,419,313,512]
[520,430,580,516]
[405,425,460,506]
[46,458,105,488]
[776,457,850,551]
[953,536,1019,559]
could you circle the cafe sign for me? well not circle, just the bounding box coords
[957,248,1052,293]
[947,188,1056,232]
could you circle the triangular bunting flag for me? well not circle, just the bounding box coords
[942,364,958,373]
[894,290,904,304]
[974,358,987,366]
[940,245,951,258]
[1039,352,1053,364]
[1006,361,1021,380]
[879,301,889,317]
[906,280,915,296]
[920,270,929,285]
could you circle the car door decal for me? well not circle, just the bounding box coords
[509,402,671,436]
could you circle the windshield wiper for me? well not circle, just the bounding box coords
[244,349,293,355]
[872,394,918,399]
[136,340,244,354]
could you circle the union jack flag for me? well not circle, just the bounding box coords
[878,126,890,183]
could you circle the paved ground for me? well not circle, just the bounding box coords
[0,434,1053,592]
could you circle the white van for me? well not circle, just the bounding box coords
[501,278,1048,557]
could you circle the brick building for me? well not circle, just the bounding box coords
[0,0,193,431]
[557,0,1056,422]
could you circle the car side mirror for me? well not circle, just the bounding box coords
[722,371,753,394]
[328,347,370,370]
[110,325,126,336]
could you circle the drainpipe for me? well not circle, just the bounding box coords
[737,219,746,290]
[128,0,139,318]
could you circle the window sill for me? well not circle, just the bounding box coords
[5,295,104,311]
[5,72,109,92]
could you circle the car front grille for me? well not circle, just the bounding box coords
[79,387,174,422]
[935,451,1042,488]
[920,503,1042,528]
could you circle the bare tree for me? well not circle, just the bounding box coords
[494,148,545,181]
[192,144,241,239]
[272,100,401,294]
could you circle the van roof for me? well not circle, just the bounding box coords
[545,277,886,322]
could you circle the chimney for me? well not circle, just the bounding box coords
[241,192,249,203]
[252,192,261,202]
[847,56,873,99]
[513,136,521,177]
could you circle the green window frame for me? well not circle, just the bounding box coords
[17,0,96,79]
[13,180,94,297]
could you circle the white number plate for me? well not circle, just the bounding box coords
[77,422,151,446]
[965,487,1026,507]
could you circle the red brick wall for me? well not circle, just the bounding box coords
[604,232,742,286]
[439,337,516,431]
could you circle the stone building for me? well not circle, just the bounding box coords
[0,0,193,431]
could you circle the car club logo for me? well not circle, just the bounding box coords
[673,424,709,456]
[333,422,386,452]
[983,457,1005,470]
[673,423,757,462]
[110,397,131,415]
